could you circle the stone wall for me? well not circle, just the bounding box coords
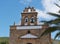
[9,25,51,44]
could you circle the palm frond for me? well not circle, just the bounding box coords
[54,3,60,8]
[54,32,60,39]
[40,2,60,39]
[45,18,60,24]
[47,12,60,17]
[40,26,59,37]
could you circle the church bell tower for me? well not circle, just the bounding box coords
[21,7,38,26]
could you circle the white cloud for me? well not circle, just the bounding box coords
[42,0,60,13]
[35,0,60,21]
[36,9,57,21]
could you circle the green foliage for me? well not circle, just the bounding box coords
[0,41,6,44]
[0,37,9,44]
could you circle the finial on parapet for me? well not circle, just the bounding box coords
[13,22,15,26]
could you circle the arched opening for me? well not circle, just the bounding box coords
[30,17,35,23]
[25,17,28,22]
[28,9,31,12]
[27,43,32,44]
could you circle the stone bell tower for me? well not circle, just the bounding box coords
[21,7,38,26]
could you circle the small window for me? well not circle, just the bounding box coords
[27,30,30,33]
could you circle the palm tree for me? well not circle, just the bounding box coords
[40,3,60,39]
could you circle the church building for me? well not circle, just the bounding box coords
[10,7,51,44]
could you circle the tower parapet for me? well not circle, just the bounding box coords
[23,6,36,13]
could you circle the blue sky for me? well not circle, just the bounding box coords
[0,0,43,37]
[0,0,60,39]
